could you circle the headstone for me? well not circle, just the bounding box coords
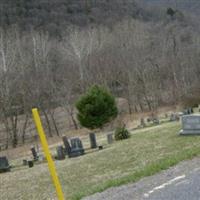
[23,159,28,166]
[107,133,113,144]
[178,112,184,117]
[180,114,200,135]
[170,113,176,121]
[183,108,193,115]
[30,146,38,161]
[89,133,97,149]
[56,145,65,160]
[153,117,160,125]
[98,145,103,150]
[38,155,45,162]
[170,113,179,121]
[147,118,151,123]
[140,118,146,127]
[62,136,71,155]
[68,138,84,158]
[187,108,192,114]
[183,109,188,115]
[28,160,34,168]
[0,156,10,173]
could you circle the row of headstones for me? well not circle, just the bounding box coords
[0,132,114,172]
[57,133,114,160]
[0,146,41,171]
[22,146,42,168]
[140,108,195,128]
[0,132,115,172]
[140,117,160,128]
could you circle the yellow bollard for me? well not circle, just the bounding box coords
[32,108,65,200]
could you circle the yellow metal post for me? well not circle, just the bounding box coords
[32,108,65,200]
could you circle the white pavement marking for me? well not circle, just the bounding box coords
[144,175,186,198]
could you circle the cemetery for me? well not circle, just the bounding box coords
[1,110,200,199]
[0,85,199,199]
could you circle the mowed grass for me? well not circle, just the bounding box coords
[1,122,200,200]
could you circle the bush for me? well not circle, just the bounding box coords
[115,126,130,141]
[76,85,118,129]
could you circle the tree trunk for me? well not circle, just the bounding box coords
[22,114,29,144]
[50,111,60,136]
[43,110,53,137]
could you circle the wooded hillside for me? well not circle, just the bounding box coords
[0,0,199,149]
[0,0,140,36]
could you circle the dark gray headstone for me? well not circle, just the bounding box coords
[0,156,10,173]
[184,108,193,115]
[98,145,103,150]
[30,147,38,161]
[147,118,151,123]
[56,146,65,160]
[28,160,34,168]
[68,138,84,158]
[89,133,97,148]
[62,136,71,155]
[107,133,113,144]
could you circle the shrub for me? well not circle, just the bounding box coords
[115,126,130,141]
[76,85,118,129]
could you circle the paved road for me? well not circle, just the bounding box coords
[83,157,200,200]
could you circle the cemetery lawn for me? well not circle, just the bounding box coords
[2,122,200,200]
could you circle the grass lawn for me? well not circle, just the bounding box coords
[1,121,200,200]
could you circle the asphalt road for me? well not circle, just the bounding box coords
[83,157,200,200]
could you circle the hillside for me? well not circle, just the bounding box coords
[0,0,139,36]
[0,0,199,36]
[139,0,200,14]
[0,0,199,150]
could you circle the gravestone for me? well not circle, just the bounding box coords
[170,113,176,121]
[170,113,179,121]
[153,117,160,125]
[62,136,71,155]
[140,118,146,127]
[183,108,193,115]
[179,114,200,135]
[56,146,65,160]
[98,145,103,150]
[68,138,84,158]
[107,133,113,144]
[89,133,97,149]
[147,118,151,123]
[28,160,34,168]
[23,159,28,166]
[0,156,10,173]
[30,146,38,161]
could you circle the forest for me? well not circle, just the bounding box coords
[0,0,200,148]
